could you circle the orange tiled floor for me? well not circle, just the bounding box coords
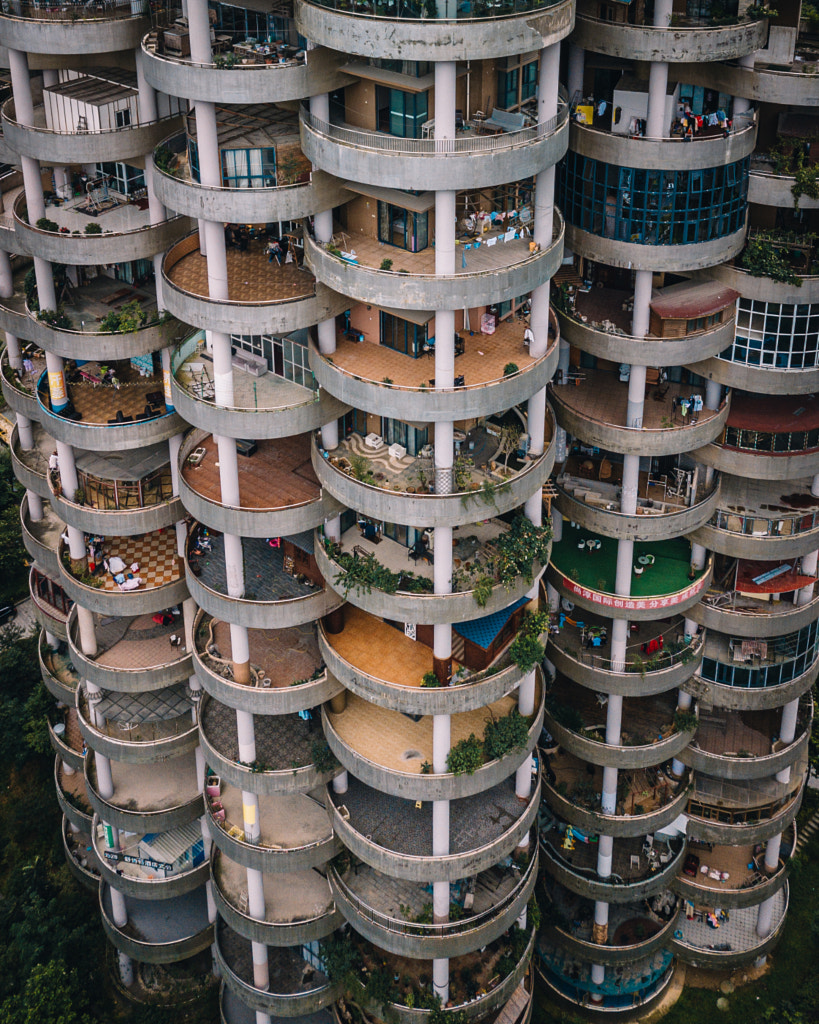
[166,238,316,302]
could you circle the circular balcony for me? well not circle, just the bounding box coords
[679,700,811,781]
[318,609,534,716]
[171,333,349,440]
[309,313,559,423]
[10,423,51,502]
[84,748,203,834]
[670,884,787,969]
[0,347,40,420]
[543,694,697,770]
[205,781,340,874]
[162,232,348,336]
[546,629,704,697]
[185,530,342,631]
[564,219,747,274]
[62,817,100,893]
[57,536,188,618]
[322,681,544,802]
[672,829,793,910]
[1,101,184,165]
[20,494,62,577]
[30,565,71,640]
[67,607,193,693]
[0,4,150,54]
[569,117,757,172]
[211,848,342,946]
[11,194,191,265]
[685,653,819,712]
[687,352,819,398]
[179,430,341,539]
[316,526,547,626]
[547,531,713,621]
[701,261,819,305]
[304,215,563,312]
[100,884,214,965]
[0,295,185,362]
[40,631,79,703]
[688,588,819,641]
[549,373,730,457]
[216,925,341,1017]
[153,135,347,223]
[572,10,768,62]
[300,102,569,192]
[552,474,721,543]
[55,756,93,832]
[76,683,199,765]
[540,829,687,904]
[749,166,819,211]
[199,694,342,796]
[48,712,84,772]
[327,775,539,882]
[90,814,210,900]
[141,40,351,105]
[686,775,805,847]
[328,852,537,959]
[47,476,183,538]
[536,946,675,1014]
[542,755,692,838]
[35,371,186,453]
[677,60,819,110]
[313,432,554,530]
[192,610,342,715]
[296,0,575,61]
[555,305,734,367]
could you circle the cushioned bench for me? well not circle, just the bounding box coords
[481,108,527,133]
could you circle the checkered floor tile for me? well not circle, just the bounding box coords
[99,531,182,593]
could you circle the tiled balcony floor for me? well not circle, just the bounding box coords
[215,852,333,924]
[167,238,315,302]
[682,838,787,895]
[192,533,320,601]
[692,708,778,759]
[57,366,166,424]
[96,531,182,593]
[326,690,518,775]
[330,776,528,857]
[93,613,186,670]
[330,315,542,389]
[183,434,319,510]
[200,617,321,689]
[32,194,153,234]
[214,784,332,850]
[176,347,315,412]
[675,887,786,949]
[201,700,317,771]
[553,369,716,431]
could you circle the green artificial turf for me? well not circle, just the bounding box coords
[550,526,705,597]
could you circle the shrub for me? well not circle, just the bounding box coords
[310,740,338,774]
[35,217,59,232]
[36,308,73,330]
[84,222,103,235]
[673,709,698,733]
[421,671,441,688]
[483,708,529,760]
[503,362,519,375]
[379,258,393,271]
[446,734,484,775]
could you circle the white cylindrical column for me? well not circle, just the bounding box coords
[567,44,584,101]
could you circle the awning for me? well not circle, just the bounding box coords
[453,597,529,650]
[380,306,435,326]
[650,279,739,320]
[736,559,817,594]
[340,61,435,93]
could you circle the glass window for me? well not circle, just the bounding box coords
[221,147,277,188]
[377,202,429,252]
[95,162,145,196]
[722,299,819,370]
[380,311,427,357]
[497,68,519,110]
[377,87,428,139]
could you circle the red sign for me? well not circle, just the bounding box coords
[558,572,708,611]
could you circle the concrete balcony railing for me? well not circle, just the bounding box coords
[539,833,687,904]
[0,346,40,420]
[318,614,536,716]
[699,260,819,306]
[326,775,540,882]
[179,429,342,538]
[694,438,819,483]
[749,165,819,211]
[199,693,343,797]
[300,101,569,192]
[690,502,819,561]
[11,193,192,265]
[554,304,735,370]
[328,852,538,959]
[48,714,84,772]
[308,313,559,424]
[572,7,768,62]
[312,427,555,530]
[47,472,183,538]
[552,474,721,543]
[204,783,340,874]
[192,609,343,715]
[210,848,343,947]
[670,884,788,969]
[153,132,348,222]
[10,423,50,501]
[688,588,819,641]
[686,776,805,847]
[296,0,575,61]
[66,607,193,693]
[90,813,210,901]
[322,680,544,802]
[549,373,731,457]
[546,629,704,696]
[141,40,351,106]
[675,59,819,111]
[544,900,680,967]
[39,631,79,703]
[535,949,675,1013]
[20,494,62,577]
[100,884,214,965]
[29,565,71,639]
[1,100,184,165]
[215,924,341,1017]
[304,213,564,312]
[161,231,348,336]
[685,652,819,712]
[62,817,100,893]
[0,1,150,55]
[54,755,93,832]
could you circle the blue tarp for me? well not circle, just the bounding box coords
[453,597,529,650]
